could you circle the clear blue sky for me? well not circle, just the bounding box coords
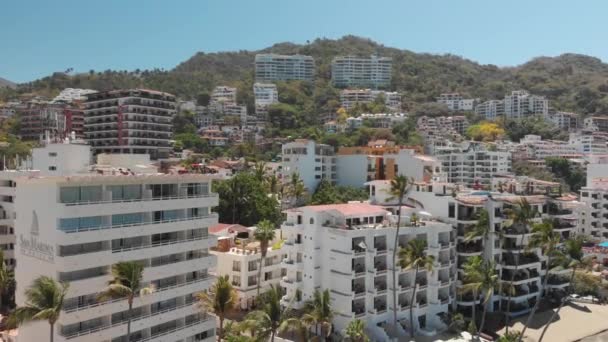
[1,0,606,83]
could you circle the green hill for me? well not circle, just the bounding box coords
[9,35,608,115]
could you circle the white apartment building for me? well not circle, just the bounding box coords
[255,54,315,82]
[584,116,608,132]
[579,164,608,239]
[331,55,392,89]
[434,142,512,188]
[253,83,279,118]
[474,100,505,120]
[340,89,401,112]
[14,144,217,342]
[211,225,285,310]
[210,86,237,105]
[281,140,336,192]
[519,134,580,159]
[436,93,475,111]
[417,116,469,136]
[358,113,407,129]
[546,111,579,131]
[52,88,97,104]
[569,131,608,155]
[84,89,175,159]
[280,203,456,340]
[503,90,548,119]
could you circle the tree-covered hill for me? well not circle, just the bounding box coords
[8,35,608,115]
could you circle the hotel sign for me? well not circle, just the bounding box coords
[20,211,54,263]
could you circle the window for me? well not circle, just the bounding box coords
[232,260,241,272]
[48,152,57,157]
[248,275,258,286]
[309,218,314,224]
[248,260,258,271]
[48,166,57,171]
[448,203,455,218]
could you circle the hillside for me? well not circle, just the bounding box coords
[0,77,16,89]
[9,36,608,115]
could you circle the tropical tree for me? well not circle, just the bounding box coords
[98,261,153,342]
[305,289,334,340]
[502,198,538,333]
[386,174,413,331]
[497,331,523,342]
[9,276,68,342]
[240,286,287,341]
[538,236,592,342]
[288,172,306,206]
[399,239,435,338]
[196,275,238,341]
[519,220,560,341]
[254,219,276,298]
[253,161,267,182]
[460,257,499,340]
[279,316,314,342]
[265,174,281,198]
[344,319,369,342]
[0,251,14,311]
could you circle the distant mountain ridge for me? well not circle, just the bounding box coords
[8,35,608,115]
[0,77,16,89]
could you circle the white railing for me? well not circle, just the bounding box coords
[111,235,208,253]
[63,193,216,206]
[62,300,204,339]
[61,214,218,234]
[63,276,213,313]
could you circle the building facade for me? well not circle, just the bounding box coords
[339,89,401,112]
[253,83,279,118]
[281,140,336,192]
[255,54,315,82]
[436,93,475,111]
[210,86,237,105]
[331,55,392,89]
[14,151,218,342]
[84,89,176,159]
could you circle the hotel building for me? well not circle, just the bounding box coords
[14,143,217,342]
[331,55,392,89]
[84,89,176,159]
[255,54,315,82]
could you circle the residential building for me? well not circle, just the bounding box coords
[579,163,608,239]
[475,100,505,120]
[211,224,285,310]
[253,83,279,118]
[436,93,475,111]
[359,113,407,129]
[569,131,608,155]
[84,89,175,159]
[417,116,469,137]
[584,116,608,132]
[18,102,66,141]
[210,86,237,105]
[503,90,548,119]
[255,54,315,82]
[51,88,97,104]
[340,89,401,112]
[519,135,580,159]
[14,145,218,342]
[281,140,336,192]
[336,146,443,187]
[546,111,579,131]
[280,203,456,340]
[331,55,392,89]
[434,142,512,188]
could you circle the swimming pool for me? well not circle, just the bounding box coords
[599,242,608,248]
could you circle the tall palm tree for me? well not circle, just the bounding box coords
[461,257,499,340]
[9,276,68,342]
[538,236,591,342]
[253,161,267,182]
[465,209,491,242]
[279,315,314,341]
[0,251,14,312]
[265,174,281,198]
[519,219,560,342]
[289,172,306,206]
[503,198,538,333]
[399,239,435,338]
[254,219,276,298]
[197,275,238,341]
[305,289,334,341]
[98,261,153,342]
[386,174,413,331]
[241,286,287,342]
[344,319,370,342]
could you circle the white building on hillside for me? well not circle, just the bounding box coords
[503,90,548,119]
[475,100,505,120]
[210,86,237,105]
[331,55,392,89]
[211,224,286,310]
[280,203,456,340]
[281,140,336,192]
[255,54,315,82]
[436,93,475,111]
[340,89,401,112]
[253,83,279,118]
[14,144,218,342]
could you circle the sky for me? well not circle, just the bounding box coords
[1,0,607,83]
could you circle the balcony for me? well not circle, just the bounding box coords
[352,262,366,277]
[548,275,570,287]
[502,253,540,267]
[352,283,366,298]
[456,242,483,256]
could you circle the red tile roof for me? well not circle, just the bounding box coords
[209,223,248,234]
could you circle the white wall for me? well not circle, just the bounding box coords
[32,143,91,176]
[336,155,369,187]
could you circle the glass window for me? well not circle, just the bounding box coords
[59,218,80,232]
[60,187,80,203]
[80,186,102,202]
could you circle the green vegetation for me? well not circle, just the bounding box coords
[309,179,368,205]
[196,275,238,342]
[545,157,586,191]
[503,116,568,141]
[466,121,505,141]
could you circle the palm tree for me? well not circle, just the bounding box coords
[503,198,538,333]
[344,319,369,342]
[98,261,153,342]
[253,161,267,182]
[265,174,281,198]
[241,286,287,342]
[305,289,334,340]
[519,219,560,341]
[399,239,435,338]
[9,276,68,342]
[386,174,413,331]
[279,316,313,342]
[465,209,491,242]
[538,236,591,342]
[289,172,306,206]
[197,275,237,341]
[0,251,14,312]
[254,219,276,298]
[497,331,523,342]
[461,257,499,340]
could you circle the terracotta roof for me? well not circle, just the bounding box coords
[455,195,488,205]
[299,203,388,217]
[494,195,547,205]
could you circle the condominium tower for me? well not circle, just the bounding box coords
[331,55,392,89]
[255,54,315,82]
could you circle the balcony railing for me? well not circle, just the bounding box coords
[61,214,217,234]
[63,193,215,206]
